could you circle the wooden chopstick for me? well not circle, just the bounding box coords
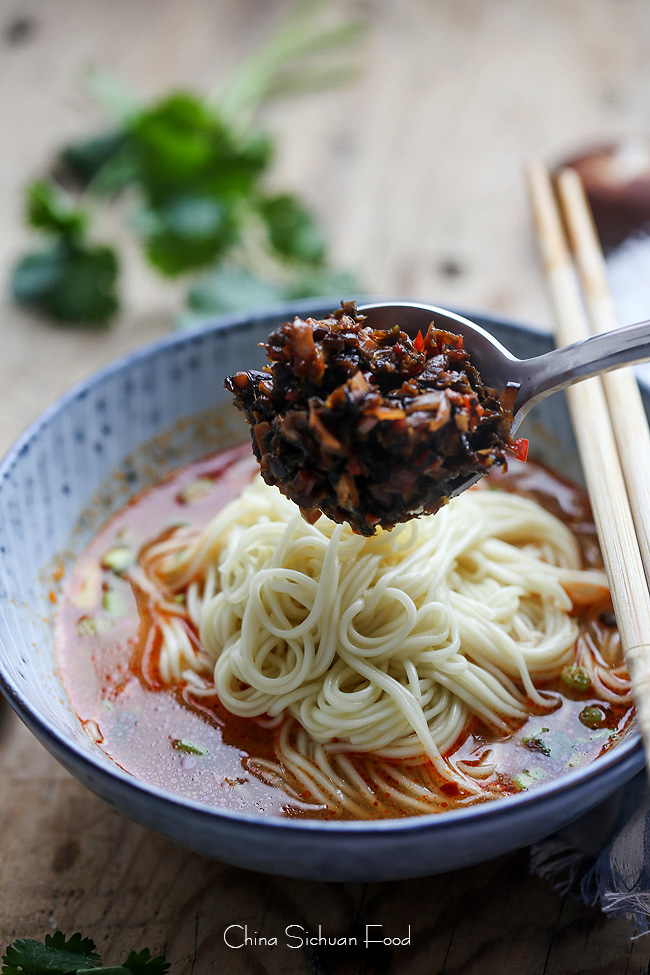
[526,160,650,762]
[557,167,650,585]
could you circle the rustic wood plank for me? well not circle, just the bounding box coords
[0,708,644,973]
[2,0,650,971]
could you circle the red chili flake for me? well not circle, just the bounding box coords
[512,437,529,462]
[414,330,425,353]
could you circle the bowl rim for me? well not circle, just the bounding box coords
[0,298,644,837]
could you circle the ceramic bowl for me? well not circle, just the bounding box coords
[0,300,644,881]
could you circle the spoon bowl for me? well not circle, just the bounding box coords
[359,300,650,498]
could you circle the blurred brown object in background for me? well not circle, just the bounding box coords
[561,139,650,250]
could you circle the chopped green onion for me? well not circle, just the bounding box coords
[172,738,208,756]
[522,735,551,757]
[76,615,112,637]
[101,545,134,575]
[588,728,611,741]
[102,589,126,617]
[177,478,215,505]
[512,768,546,792]
[579,706,606,729]
[73,564,101,610]
[173,594,186,604]
[560,663,591,692]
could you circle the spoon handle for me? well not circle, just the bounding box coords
[514,318,650,423]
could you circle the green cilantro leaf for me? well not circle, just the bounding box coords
[121,948,170,974]
[180,263,362,329]
[13,178,119,326]
[128,94,269,208]
[1,933,169,975]
[11,4,364,328]
[283,264,360,300]
[259,193,326,264]
[57,133,129,190]
[12,241,119,327]
[128,93,215,203]
[12,246,67,301]
[26,181,87,238]
[185,264,287,317]
[2,930,101,974]
[134,195,237,276]
[85,149,140,197]
[237,132,274,176]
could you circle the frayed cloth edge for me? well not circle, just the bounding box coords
[531,838,650,936]
[530,838,590,898]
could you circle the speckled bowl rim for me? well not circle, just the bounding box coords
[0,299,644,840]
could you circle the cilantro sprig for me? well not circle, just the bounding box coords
[12,182,118,327]
[2,931,169,975]
[11,0,365,328]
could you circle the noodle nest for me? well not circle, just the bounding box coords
[142,476,609,790]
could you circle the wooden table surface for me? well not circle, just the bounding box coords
[2,1,650,971]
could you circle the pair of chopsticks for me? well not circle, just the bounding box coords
[527,163,650,767]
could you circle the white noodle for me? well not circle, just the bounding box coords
[142,476,610,798]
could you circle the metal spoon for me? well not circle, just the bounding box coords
[359,300,650,495]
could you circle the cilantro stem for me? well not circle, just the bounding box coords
[217,0,366,127]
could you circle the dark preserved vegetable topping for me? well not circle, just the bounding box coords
[225,301,520,535]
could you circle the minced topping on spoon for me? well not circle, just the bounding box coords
[225,301,525,535]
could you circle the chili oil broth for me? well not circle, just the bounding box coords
[55,446,635,820]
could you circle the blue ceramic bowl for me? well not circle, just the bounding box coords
[0,300,644,881]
